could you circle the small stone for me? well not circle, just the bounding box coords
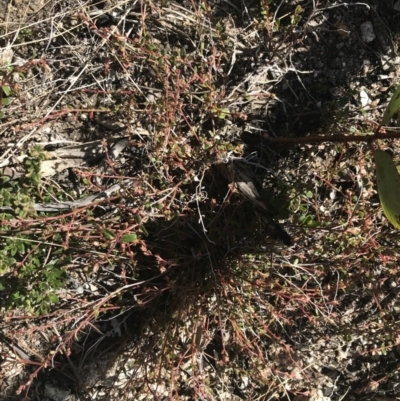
[360,90,370,108]
[0,46,13,65]
[44,383,70,401]
[360,21,375,43]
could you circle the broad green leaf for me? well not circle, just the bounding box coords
[374,149,400,229]
[48,293,59,304]
[381,85,400,125]
[121,234,137,242]
[2,86,10,96]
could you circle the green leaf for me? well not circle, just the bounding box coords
[374,149,400,229]
[48,293,59,304]
[102,228,116,240]
[140,225,149,236]
[298,215,320,227]
[121,234,137,242]
[381,85,400,125]
[218,108,230,119]
[2,86,11,96]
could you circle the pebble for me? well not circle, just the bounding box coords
[360,21,375,43]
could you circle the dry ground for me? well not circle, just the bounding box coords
[1,0,400,400]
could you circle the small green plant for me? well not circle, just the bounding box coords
[0,84,11,119]
[0,62,19,119]
[17,28,34,42]
[0,145,68,315]
[290,5,303,26]
[24,145,48,187]
[0,238,67,315]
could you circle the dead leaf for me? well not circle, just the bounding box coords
[334,21,351,38]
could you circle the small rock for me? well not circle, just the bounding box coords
[44,383,70,401]
[0,46,13,65]
[359,90,370,108]
[360,21,375,43]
